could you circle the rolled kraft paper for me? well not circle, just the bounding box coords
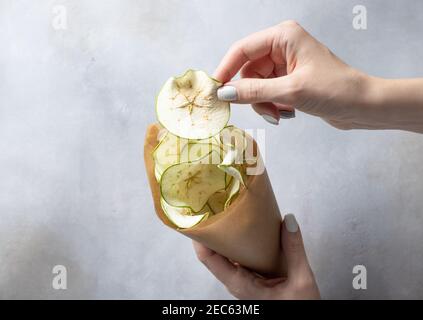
[144,123,286,276]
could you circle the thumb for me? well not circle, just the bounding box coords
[217,76,295,104]
[282,214,310,278]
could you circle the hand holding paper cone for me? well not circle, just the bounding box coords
[144,123,286,276]
[193,214,320,300]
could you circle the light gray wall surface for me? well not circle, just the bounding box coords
[1,0,422,299]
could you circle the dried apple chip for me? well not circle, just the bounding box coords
[156,70,230,139]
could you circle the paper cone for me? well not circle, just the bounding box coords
[144,123,286,276]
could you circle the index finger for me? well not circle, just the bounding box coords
[193,241,237,284]
[192,241,259,288]
[214,25,280,83]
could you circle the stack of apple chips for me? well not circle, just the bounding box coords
[153,126,254,229]
[153,69,257,229]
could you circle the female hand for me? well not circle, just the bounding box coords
[193,214,320,300]
[215,21,423,133]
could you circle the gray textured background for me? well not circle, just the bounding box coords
[0,0,422,299]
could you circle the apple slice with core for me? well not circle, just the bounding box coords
[156,70,230,139]
[160,161,226,213]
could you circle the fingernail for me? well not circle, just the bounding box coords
[217,86,237,101]
[279,110,296,119]
[284,214,299,233]
[262,114,279,125]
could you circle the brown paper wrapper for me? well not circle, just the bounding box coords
[144,123,286,276]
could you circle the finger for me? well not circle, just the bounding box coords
[214,25,281,82]
[240,59,277,120]
[251,102,280,120]
[281,214,310,278]
[274,102,294,112]
[273,62,288,77]
[193,241,237,284]
[251,102,294,118]
[254,277,286,288]
[193,241,258,289]
[239,58,287,121]
[193,241,268,299]
[240,56,275,79]
[220,75,296,104]
[274,103,296,119]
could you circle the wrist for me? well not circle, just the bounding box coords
[362,76,423,132]
[357,74,389,129]
[340,70,385,130]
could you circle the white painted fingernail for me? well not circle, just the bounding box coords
[262,114,279,125]
[217,86,237,101]
[279,110,296,119]
[285,214,299,233]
